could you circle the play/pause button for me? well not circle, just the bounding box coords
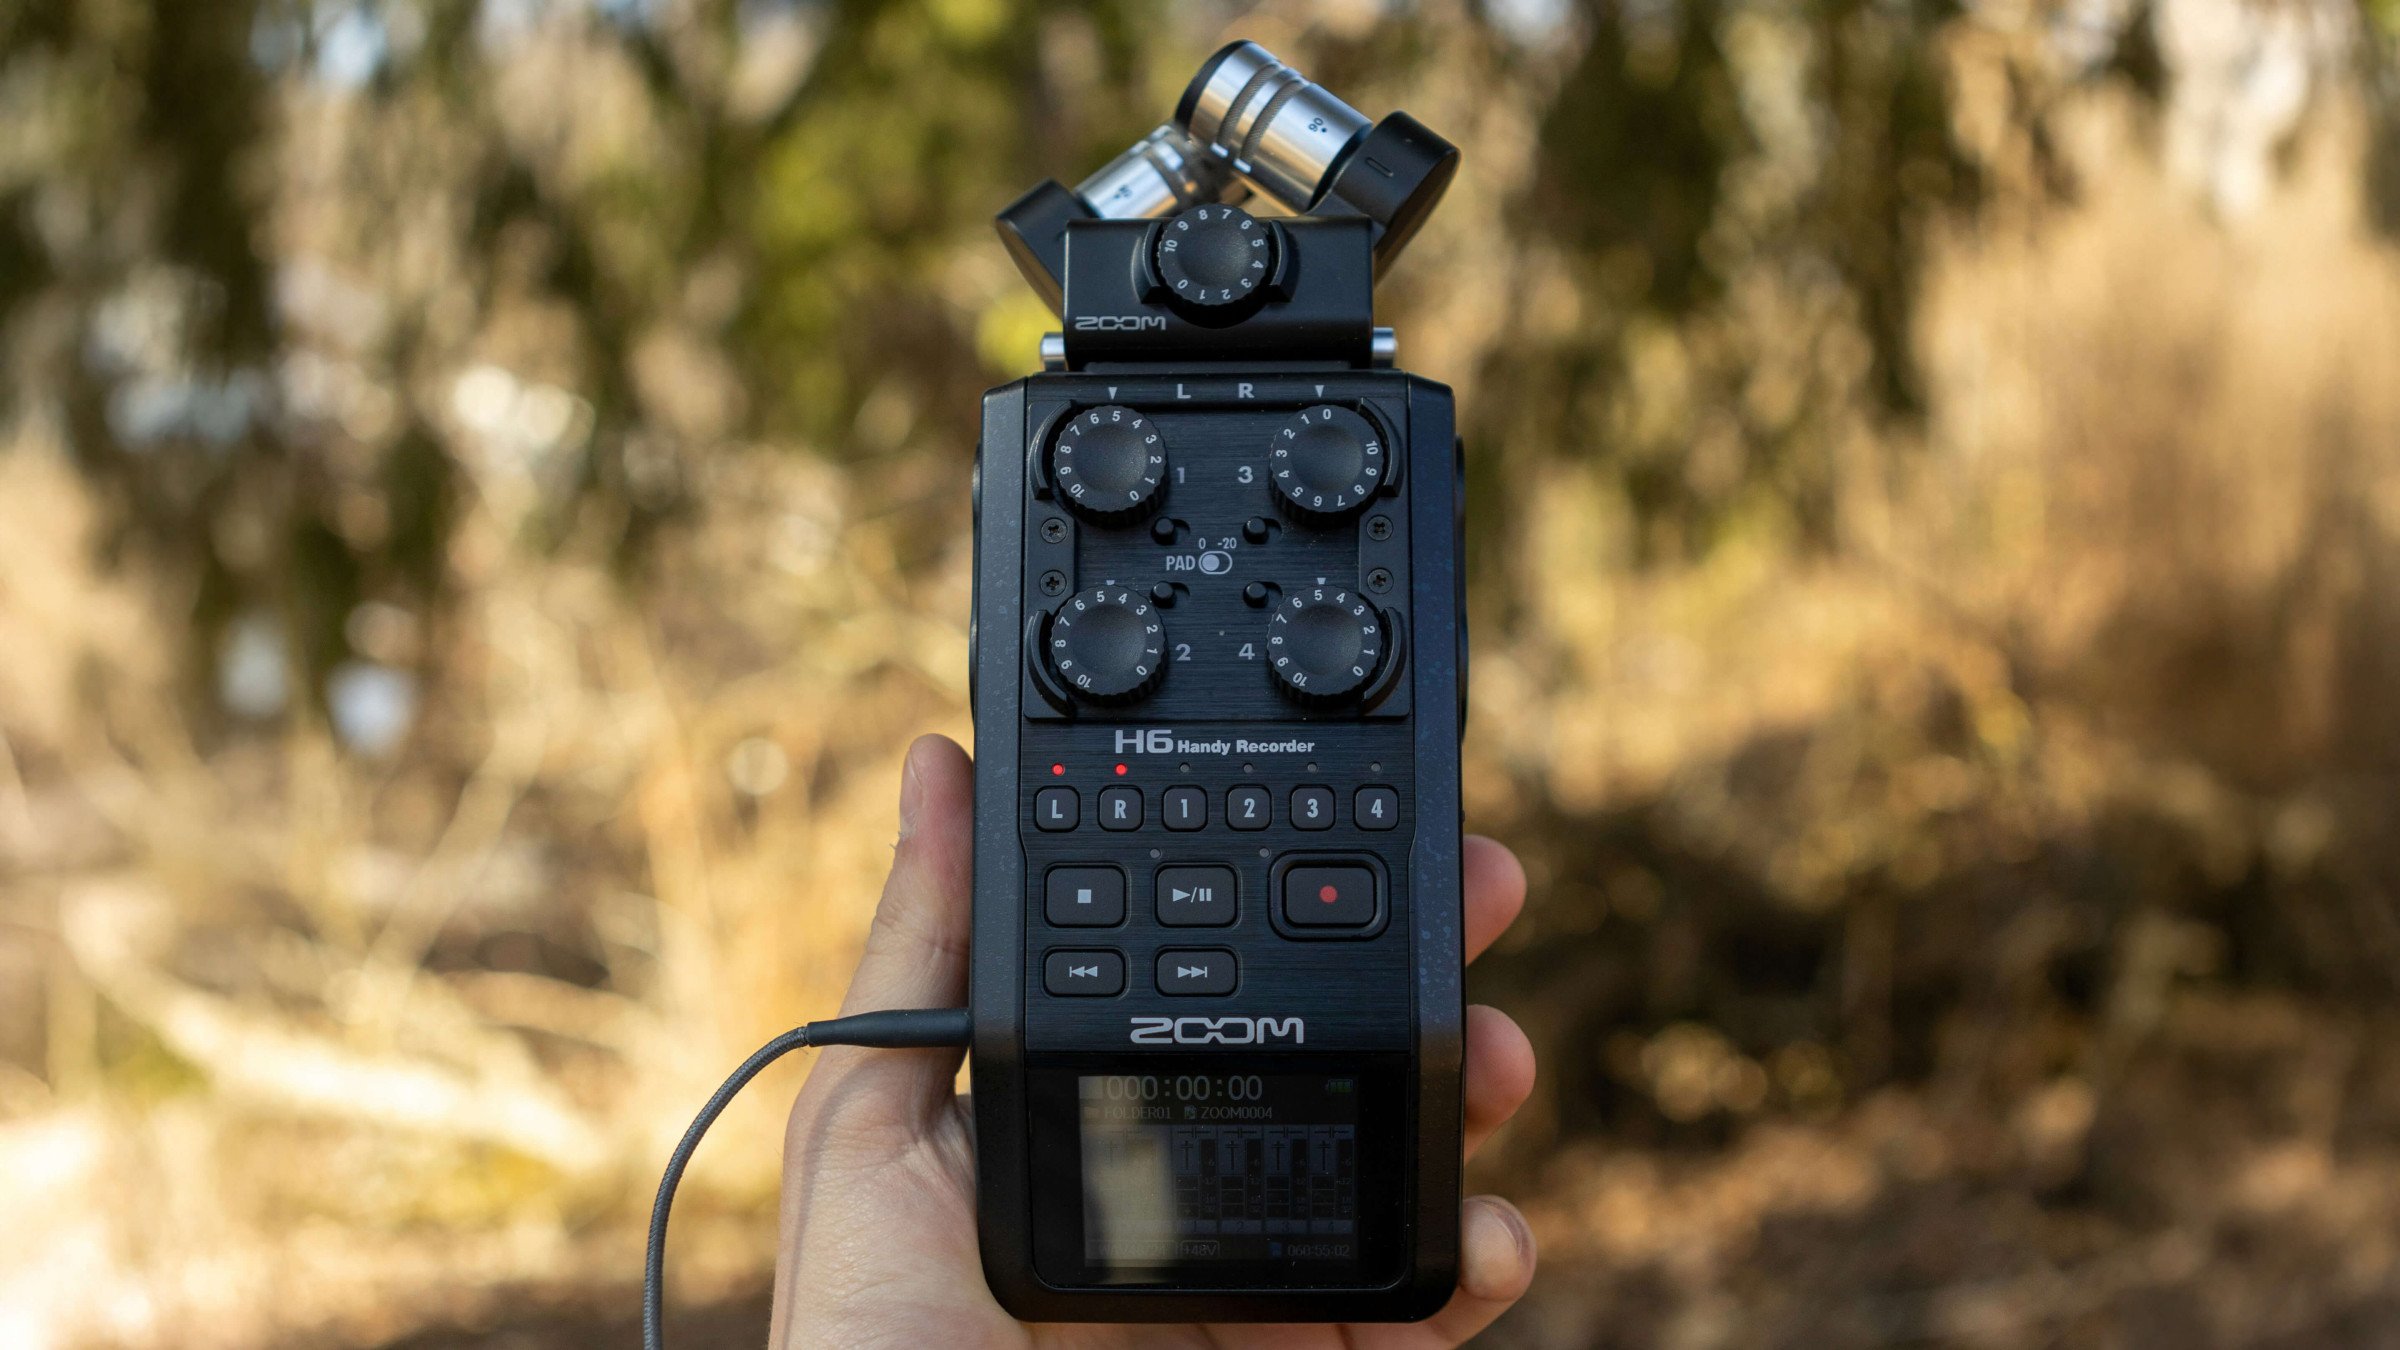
[1155,948,1237,995]
[1155,865,1237,927]
[1044,949,1125,996]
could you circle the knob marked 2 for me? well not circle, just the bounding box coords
[1048,586,1169,703]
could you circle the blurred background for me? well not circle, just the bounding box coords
[3,0,2399,1346]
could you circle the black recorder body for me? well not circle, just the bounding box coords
[968,43,1469,1322]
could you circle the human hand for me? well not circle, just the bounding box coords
[769,735,1538,1347]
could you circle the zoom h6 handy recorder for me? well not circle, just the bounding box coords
[969,43,1469,1322]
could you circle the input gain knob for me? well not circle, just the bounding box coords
[1050,406,1166,524]
[1265,586,1385,705]
[1268,405,1385,522]
[1154,204,1272,310]
[1046,585,1168,704]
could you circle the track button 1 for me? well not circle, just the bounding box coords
[1045,950,1125,996]
[1282,864,1377,928]
[1162,785,1207,830]
[1156,949,1237,995]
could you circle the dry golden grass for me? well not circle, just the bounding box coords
[5,18,2400,1350]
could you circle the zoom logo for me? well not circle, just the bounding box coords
[1129,1015,1306,1046]
[1074,314,1169,331]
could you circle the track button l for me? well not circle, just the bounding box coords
[1155,949,1237,995]
[1034,787,1079,831]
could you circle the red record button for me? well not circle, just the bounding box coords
[1282,864,1376,928]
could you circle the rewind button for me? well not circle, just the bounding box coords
[1044,949,1125,997]
[1155,949,1237,996]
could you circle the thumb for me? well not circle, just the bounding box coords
[810,734,976,1127]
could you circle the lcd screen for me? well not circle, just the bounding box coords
[1076,1072,1360,1266]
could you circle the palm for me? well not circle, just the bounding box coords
[770,738,1537,1349]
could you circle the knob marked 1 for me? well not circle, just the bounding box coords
[1268,405,1384,522]
[1265,586,1385,704]
[1051,406,1167,523]
[1047,585,1169,703]
[1155,205,1272,309]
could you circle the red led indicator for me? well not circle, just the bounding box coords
[1114,763,1128,776]
[1318,884,1340,904]
[1050,763,1066,776]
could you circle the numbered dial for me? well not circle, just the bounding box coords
[1268,405,1385,522]
[1154,205,1272,309]
[1046,586,1168,704]
[1265,586,1386,705]
[1051,406,1167,524]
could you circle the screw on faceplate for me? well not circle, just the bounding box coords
[1041,518,1067,543]
[1367,515,1392,541]
[1039,570,1067,596]
[1366,567,1393,594]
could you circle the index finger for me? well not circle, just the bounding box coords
[1463,834,1526,964]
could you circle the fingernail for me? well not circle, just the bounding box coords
[897,743,927,838]
[1461,1198,1535,1301]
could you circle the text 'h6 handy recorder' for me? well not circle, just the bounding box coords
[970,42,1469,1322]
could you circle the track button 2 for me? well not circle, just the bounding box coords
[1045,950,1125,996]
[1155,949,1237,995]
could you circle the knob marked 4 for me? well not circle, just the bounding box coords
[1265,585,1385,705]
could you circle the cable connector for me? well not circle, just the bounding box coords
[642,1007,972,1350]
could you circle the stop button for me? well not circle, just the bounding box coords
[1281,864,1377,928]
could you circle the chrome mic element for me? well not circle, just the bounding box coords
[1175,41,1459,277]
[1176,42,1373,213]
[1074,123,1250,221]
[998,124,1248,314]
